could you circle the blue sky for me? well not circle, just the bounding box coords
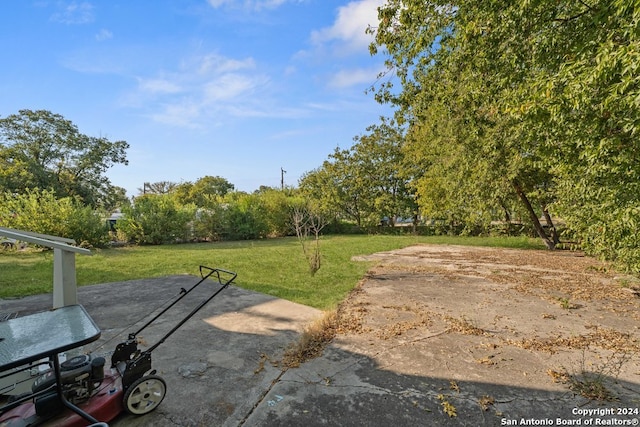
[0,0,392,196]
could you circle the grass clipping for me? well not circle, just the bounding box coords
[282,311,338,368]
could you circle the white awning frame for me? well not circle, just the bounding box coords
[0,227,92,308]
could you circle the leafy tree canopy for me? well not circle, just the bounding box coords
[172,175,235,207]
[369,0,640,268]
[300,119,415,227]
[0,109,129,208]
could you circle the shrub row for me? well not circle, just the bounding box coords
[0,189,305,248]
[0,189,109,247]
[116,191,302,245]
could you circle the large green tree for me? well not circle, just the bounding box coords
[300,144,377,227]
[0,109,129,208]
[370,0,640,266]
[300,119,415,227]
[172,175,235,207]
[351,120,417,226]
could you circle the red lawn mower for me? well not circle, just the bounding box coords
[0,266,237,427]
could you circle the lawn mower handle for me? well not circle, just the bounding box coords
[199,266,237,283]
[128,266,236,340]
[111,266,237,390]
[143,266,237,353]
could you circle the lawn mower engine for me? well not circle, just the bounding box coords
[31,355,105,418]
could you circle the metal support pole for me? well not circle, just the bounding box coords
[53,248,78,308]
[281,167,286,190]
[0,227,90,309]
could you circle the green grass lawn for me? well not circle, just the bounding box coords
[0,235,543,310]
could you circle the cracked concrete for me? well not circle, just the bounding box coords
[243,245,640,426]
[2,245,640,426]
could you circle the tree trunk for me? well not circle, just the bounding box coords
[500,201,511,223]
[512,181,556,250]
[541,206,560,245]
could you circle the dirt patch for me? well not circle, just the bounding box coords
[345,245,640,407]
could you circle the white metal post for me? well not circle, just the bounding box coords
[53,248,79,308]
[0,227,91,308]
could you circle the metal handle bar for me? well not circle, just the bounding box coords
[143,267,237,353]
[130,266,236,340]
[199,266,237,285]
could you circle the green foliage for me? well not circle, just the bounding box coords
[300,119,416,228]
[369,0,640,269]
[299,165,344,221]
[256,188,300,237]
[0,189,109,247]
[192,204,226,242]
[116,188,304,244]
[117,195,196,245]
[292,201,330,275]
[219,193,269,240]
[221,205,266,240]
[173,175,235,206]
[100,185,130,213]
[0,109,129,208]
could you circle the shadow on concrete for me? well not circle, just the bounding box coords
[246,344,640,426]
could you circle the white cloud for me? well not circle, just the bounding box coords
[50,1,95,24]
[126,52,283,127]
[194,54,256,75]
[203,74,262,102]
[299,1,388,90]
[95,29,113,41]
[149,103,203,128]
[207,0,302,11]
[255,0,290,8]
[207,0,230,7]
[327,67,380,89]
[311,0,384,52]
[138,78,183,94]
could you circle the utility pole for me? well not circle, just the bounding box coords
[281,167,286,190]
